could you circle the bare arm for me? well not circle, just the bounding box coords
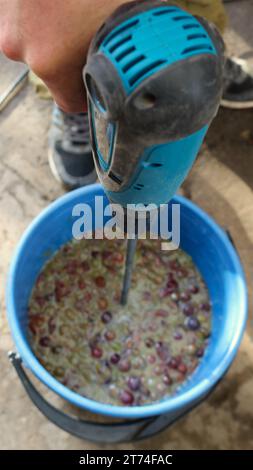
[0,0,132,112]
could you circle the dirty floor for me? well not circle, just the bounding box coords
[0,1,253,450]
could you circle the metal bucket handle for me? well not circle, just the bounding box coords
[9,352,224,443]
[9,352,176,443]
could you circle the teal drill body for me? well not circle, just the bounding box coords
[84,1,224,208]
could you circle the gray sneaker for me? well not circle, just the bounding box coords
[48,104,97,189]
[222,57,253,109]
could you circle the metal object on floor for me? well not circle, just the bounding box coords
[0,68,29,112]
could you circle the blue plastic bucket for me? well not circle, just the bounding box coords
[6,184,247,420]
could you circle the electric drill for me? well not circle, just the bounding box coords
[83,0,224,209]
[83,0,225,304]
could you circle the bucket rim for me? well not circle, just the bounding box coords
[6,184,248,419]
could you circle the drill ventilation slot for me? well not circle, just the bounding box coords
[142,162,163,169]
[123,55,146,73]
[173,15,190,22]
[129,60,166,86]
[183,24,201,30]
[108,171,123,185]
[134,183,144,191]
[183,44,213,55]
[153,8,178,16]
[104,19,139,47]
[187,34,207,41]
[115,46,136,62]
[109,35,132,54]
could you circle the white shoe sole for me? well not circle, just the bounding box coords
[221,98,253,110]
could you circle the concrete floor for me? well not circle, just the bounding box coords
[0,1,253,450]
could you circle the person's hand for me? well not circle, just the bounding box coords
[0,0,130,112]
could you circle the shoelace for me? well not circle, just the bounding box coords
[53,106,90,145]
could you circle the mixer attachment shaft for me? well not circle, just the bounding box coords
[120,238,138,306]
